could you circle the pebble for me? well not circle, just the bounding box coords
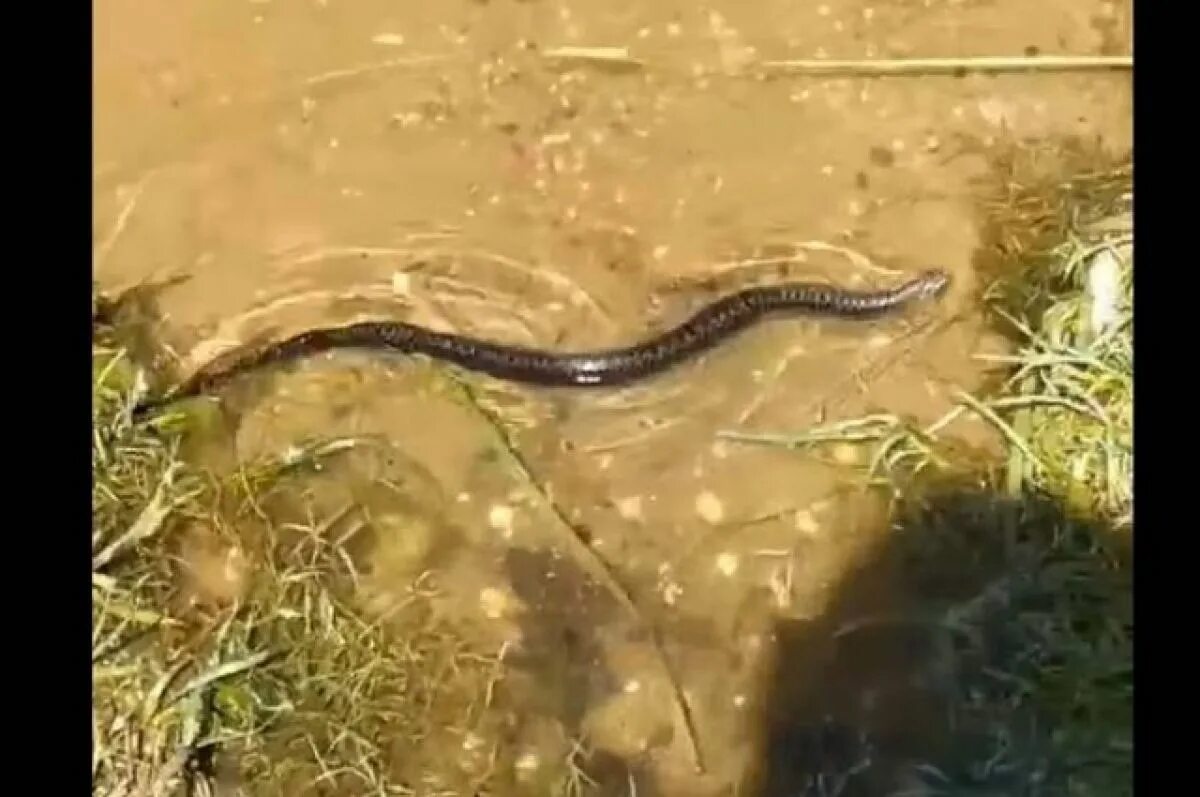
[488,504,515,533]
[695,491,725,524]
[831,443,861,466]
[794,509,821,536]
[371,33,406,46]
[867,332,893,348]
[616,496,644,521]
[479,587,513,619]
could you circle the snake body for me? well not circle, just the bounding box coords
[133,268,950,416]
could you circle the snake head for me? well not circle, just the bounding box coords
[913,268,952,300]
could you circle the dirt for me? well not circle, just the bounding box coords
[95,0,1131,794]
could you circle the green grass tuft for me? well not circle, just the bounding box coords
[720,158,1133,797]
[91,312,591,796]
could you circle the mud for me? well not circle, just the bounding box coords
[95,0,1131,793]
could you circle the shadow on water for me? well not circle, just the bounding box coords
[500,547,665,795]
[746,485,1131,797]
[502,546,623,731]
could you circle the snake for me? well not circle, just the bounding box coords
[131,268,950,417]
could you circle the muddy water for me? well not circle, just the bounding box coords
[95,0,1130,793]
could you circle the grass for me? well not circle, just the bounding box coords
[722,163,1132,529]
[91,317,594,796]
[722,156,1133,796]
[92,151,1132,796]
[884,486,1132,797]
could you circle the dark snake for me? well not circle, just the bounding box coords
[132,268,950,417]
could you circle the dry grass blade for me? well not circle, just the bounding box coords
[301,54,454,88]
[789,240,903,277]
[166,650,276,711]
[726,412,949,485]
[142,657,192,723]
[93,462,188,570]
[543,46,646,71]
[952,389,1048,475]
[445,372,708,774]
[759,54,1132,77]
[94,171,155,269]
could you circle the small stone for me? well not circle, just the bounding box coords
[615,496,644,521]
[662,581,683,606]
[794,510,821,536]
[391,271,412,296]
[695,491,725,524]
[371,32,406,46]
[488,504,514,532]
[479,587,513,619]
[867,332,893,348]
[515,752,541,773]
[715,552,739,577]
[831,443,861,465]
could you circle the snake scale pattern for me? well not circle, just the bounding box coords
[132,268,950,417]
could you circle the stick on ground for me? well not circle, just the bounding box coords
[759,54,1132,77]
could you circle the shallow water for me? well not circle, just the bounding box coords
[94,0,1130,792]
